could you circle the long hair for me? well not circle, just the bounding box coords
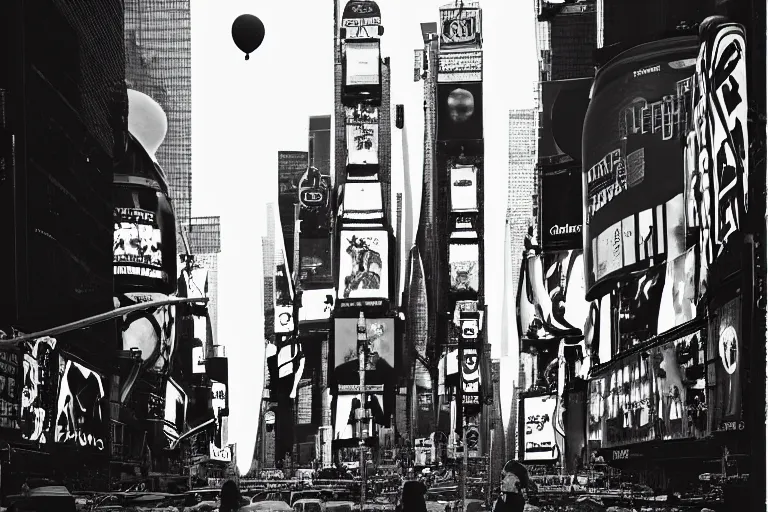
[220,480,241,512]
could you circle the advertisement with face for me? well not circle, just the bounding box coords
[523,395,559,462]
[650,330,707,441]
[55,357,107,451]
[113,207,165,282]
[541,167,584,250]
[437,83,483,142]
[345,41,380,86]
[346,124,379,166]
[449,243,479,293]
[439,6,482,47]
[707,296,742,433]
[163,378,187,444]
[582,37,698,298]
[21,337,57,442]
[338,231,388,299]
[334,318,395,379]
[450,165,478,211]
[117,292,177,375]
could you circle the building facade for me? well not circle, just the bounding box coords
[188,216,222,341]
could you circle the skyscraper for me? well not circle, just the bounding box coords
[188,216,221,341]
[124,0,192,245]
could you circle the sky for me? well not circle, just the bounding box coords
[190,0,537,474]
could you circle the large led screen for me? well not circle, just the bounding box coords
[346,124,379,166]
[345,41,380,86]
[0,350,21,431]
[461,349,481,405]
[113,207,165,281]
[450,165,478,211]
[341,182,384,219]
[657,247,697,333]
[522,395,559,462]
[617,263,666,352]
[55,358,107,451]
[21,337,57,442]
[439,6,482,47]
[338,230,388,299]
[438,50,482,83]
[539,79,592,163]
[163,378,187,444]
[540,167,584,251]
[707,297,742,433]
[437,82,483,142]
[582,37,698,298]
[334,317,395,374]
[116,292,177,375]
[299,238,333,289]
[449,243,479,293]
[333,392,385,440]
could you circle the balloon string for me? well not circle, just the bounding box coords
[245,54,250,60]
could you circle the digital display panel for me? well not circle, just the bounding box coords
[341,182,384,218]
[439,6,482,47]
[0,350,21,432]
[461,349,480,404]
[617,263,666,352]
[21,337,57,441]
[116,292,176,375]
[449,243,479,293]
[299,238,333,290]
[450,165,478,211]
[338,230,389,300]
[657,247,697,333]
[707,297,742,433]
[345,41,380,86]
[522,395,559,462]
[333,392,385,440]
[438,50,482,83]
[346,124,379,166]
[114,207,165,281]
[582,37,698,298]
[55,357,107,451]
[163,378,187,444]
[540,167,584,250]
[437,82,483,141]
[334,317,395,373]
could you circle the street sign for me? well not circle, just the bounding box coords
[338,384,385,393]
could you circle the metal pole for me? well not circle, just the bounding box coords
[488,428,493,505]
[462,418,467,512]
[358,312,367,510]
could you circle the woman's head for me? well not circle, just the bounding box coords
[220,480,240,510]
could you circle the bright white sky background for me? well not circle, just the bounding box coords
[190,0,537,474]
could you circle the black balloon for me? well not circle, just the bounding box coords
[232,14,265,60]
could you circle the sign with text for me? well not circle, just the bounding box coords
[439,5,482,47]
[55,357,107,451]
[540,166,583,251]
[438,50,482,82]
[522,395,559,462]
[345,41,380,86]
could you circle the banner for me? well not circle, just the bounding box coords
[21,337,57,441]
[539,79,592,164]
[341,0,382,39]
[582,37,698,297]
[438,50,482,83]
[439,5,482,47]
[338,230,388,299]
[346,124,379,165]
[345,41,380,86]
[163,378,187,444]
[540,166,584,250]
[450,165,478,211]
[523,395,559,462]
[437,82,483,141]
[113,207,166,281]
[461,349,481,404]
[449,243,479,293]
[55,357,107,451]
[707,296,742,433]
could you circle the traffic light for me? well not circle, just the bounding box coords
[395,104,404,129]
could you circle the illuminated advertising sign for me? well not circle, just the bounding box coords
[341,183,384,221]
[274,217,295,335]
[450,165,478,212]
[191,311,210,374]
[540,167,583,251]
[163,378,187,444]
[21,337,57,441]
[657,247,697,333]
[688,23,748,297]
[299,289,335,322]
[437,82,483,141]
[338,230,388,299]
[345,41,380,86]
[341,0,382,39]
[210,442,232,462]
[346,124,379,165]
[299,238,333,290]
[539,79,592,164]
[414,49,423,82]
[438,50,482,83]
[0,349,21,432]
[192,345,205,374]
[345,104,379,124]
[116,292,176,375]
[298,168,330,210]
[582,37,698,299]
[707,296,742,433]
[617,263,666,352]
[461,349,481,404]
[334,317,395,377]
[113,207,166,282]
[449,243,479,293]
[439,6,482,47]
[333,392,385,440]
[522,395,559,462]
[55,357,107,451]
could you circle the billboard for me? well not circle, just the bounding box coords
[299,237,333,289]
[333,392,385,440]
[449,243,479,293]
[163,378,187,444]
[309,116,332,176]
[522,395,559,462]
[439,5,482,47]
[540,167,584,250]
[539,79,592,164]
[341,0,382,39]
[616,263,666,352]
[346,124,379,165]
[341,182,384,220]
[113,207,166,282]
[688,23,748,297]
[437,82,483,141]
[345,41,380,86]
[461,349,481,404]
[582,37,698,298]
[657,247,697,333]
[338,230,388,299]
[0,349,21,432]
[116,292,177,375]
[414,49,423,82]
[707,296,742,433]
[55,357,107,451]
[450,165,478,211]
[299,289,335,323]
[345,105,379,124]
[334,317,395,375]
[438,50,483,83]
[21,337,57,441]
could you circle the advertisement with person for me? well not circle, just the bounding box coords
[113,207,167,283]
[540,167,584,250]
[439,5,482,47]
[338,230,388,299]
[650,329,707,441]
[55,356,107,451]
[688,22,749,298]
[333,392,385,440]
[344,40,380,86]
[116,292,177,375]
[541,250,589,332]
[21,337,57,442]
[539,78,592,164]
[450,165,478,211]
[449,243,479,293]
[437,82,483,142]
[163,378,187,445]
[706,296,742,433]
[523,395,560,462]
[346,123,379,166]
[334,317,395,383]
[582,37,699,298]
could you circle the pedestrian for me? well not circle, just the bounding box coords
[492,461,530,512]
[219,479,242,512]
[397,480,427,512]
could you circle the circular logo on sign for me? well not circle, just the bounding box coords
[719,325,738,375]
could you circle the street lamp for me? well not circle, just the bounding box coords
[231,14,265,60]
